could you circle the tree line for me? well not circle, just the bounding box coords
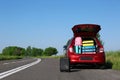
[2,46,58,56]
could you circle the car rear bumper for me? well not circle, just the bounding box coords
[69,53,105,64]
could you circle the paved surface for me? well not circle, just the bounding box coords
[0,58,120,80]
[0,58,36,73]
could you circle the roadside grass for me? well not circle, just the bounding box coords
[0,54,64,60]
[106,50,120,70]
[0,55,23,60]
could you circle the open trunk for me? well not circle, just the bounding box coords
[72,24,101,37]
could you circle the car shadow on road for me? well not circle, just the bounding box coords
[104,61,113,69]
[70,62,113,72]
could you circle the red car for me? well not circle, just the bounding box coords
[60,24,105,72]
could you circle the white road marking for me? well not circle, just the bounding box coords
[0,58,41,79]
[11,62,16,63]
[2,59,36,65]
[3,63,9,65]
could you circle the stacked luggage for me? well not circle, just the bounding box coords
[74,37,96,54]
[82,40,96,53]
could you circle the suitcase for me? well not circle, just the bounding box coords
[82,43,94,46]
[82,46,96,52]
[75,37,82,46]
[82,46,96,49]
[82,49,96,52]
[82,40,94,44]
[75,46,81,54]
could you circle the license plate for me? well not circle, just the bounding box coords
[80,57,93,60]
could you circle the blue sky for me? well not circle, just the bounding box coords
[0,0,120,55]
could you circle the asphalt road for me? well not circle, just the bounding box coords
[0,58,120,80]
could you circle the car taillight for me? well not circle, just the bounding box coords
[99,48,104,53]
[69,47,73,53]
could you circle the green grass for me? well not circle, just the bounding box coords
[0,55,24,60]
[0,54,64,60]
[106,50,120,70]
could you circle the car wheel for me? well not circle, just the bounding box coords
[60,57,70,72]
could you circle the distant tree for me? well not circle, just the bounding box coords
[2,46,25,56]
[42,47,58,56]
[2,46,58,57]
[26,46,32,56]
[37,48,44,56]
[31,47,43,56]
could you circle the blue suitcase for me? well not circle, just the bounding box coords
[82,46,96,52]
[75,46,81,54]
[82,49,96,52]
[82,46,95,49]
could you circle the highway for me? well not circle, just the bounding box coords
[0,58,120,80]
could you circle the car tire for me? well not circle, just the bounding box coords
[60,57,70,72]
[95,64,105,69]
